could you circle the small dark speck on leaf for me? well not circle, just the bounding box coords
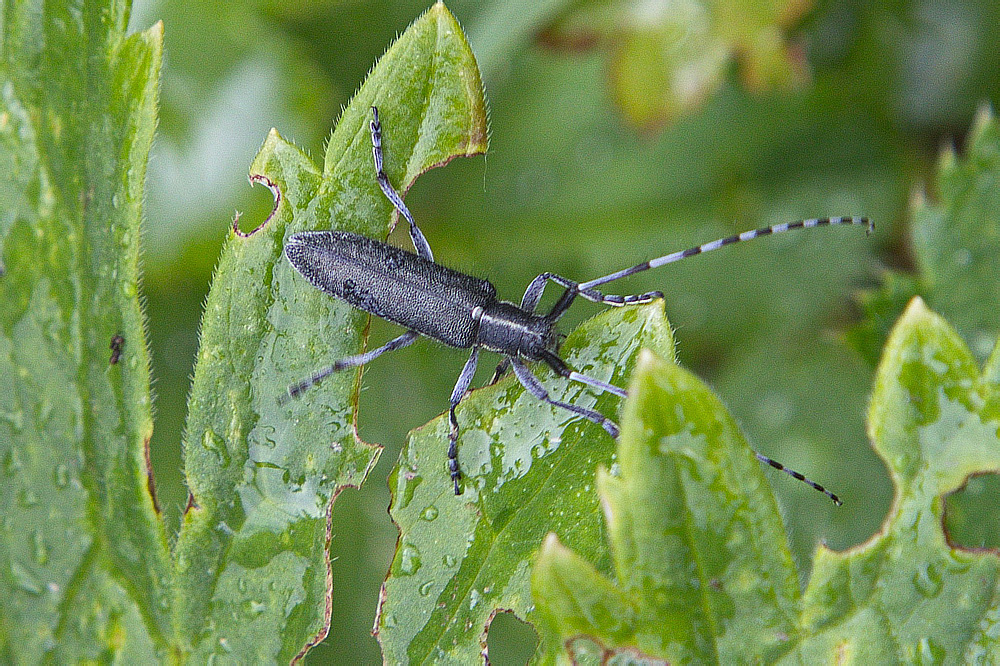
[110,334,125,365]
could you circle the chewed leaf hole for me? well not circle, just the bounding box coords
[944,472,1000,550]
[233,174,282,237]
[486,610,538,665]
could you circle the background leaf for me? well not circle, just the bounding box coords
[0,2,168,661]
[542,0,812,128]
[848,106,1000,366]
[797,298,1000,663]
[170,3,488,661]
[87,0,1000,661]
[377,302,674,663]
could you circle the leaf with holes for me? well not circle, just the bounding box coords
[376,301,675,662]
[171,3,487,661]
[0,3,167,661]
[531,298,1000,662]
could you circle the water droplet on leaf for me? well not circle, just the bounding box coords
[397,544,421,576]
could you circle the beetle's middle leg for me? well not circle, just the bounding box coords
[448,347,480,495]
[510,357,620,438]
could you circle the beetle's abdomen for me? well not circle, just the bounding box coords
[285,231,496,348]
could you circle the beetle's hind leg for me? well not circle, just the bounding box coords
[280,330,419,404]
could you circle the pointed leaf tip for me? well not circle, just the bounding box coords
[534,348,800,662]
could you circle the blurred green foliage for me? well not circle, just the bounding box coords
[128,0,1000,662]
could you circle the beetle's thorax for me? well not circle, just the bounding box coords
[474,301,556,359]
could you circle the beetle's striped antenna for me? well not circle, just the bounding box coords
[577,217,872,293]
[755,452,841,505]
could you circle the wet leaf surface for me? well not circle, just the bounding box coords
[531,299,1000,662]
[173,4,488,661]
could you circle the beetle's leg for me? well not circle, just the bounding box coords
[523,272,663,324]
[370,106,434,261]
[280,330,419,403]
[486,274,662,386]
[488,357,511,386]
[536,349,628,398]
[448,347,480,494]
[510,357,619,438]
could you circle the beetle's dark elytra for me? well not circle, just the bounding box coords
[285,230,557,359]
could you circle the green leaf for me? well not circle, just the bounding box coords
[377,301,675,663]
[532,349,800,662]
[849,105,1000,365]
[531,298,1000,662]
[170,3,487,661]
[0,1,167,661]
[0,2,169,662]
[796,298,1000,662]
[542,0,811,128]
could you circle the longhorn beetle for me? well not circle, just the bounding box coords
[282,106,871,503]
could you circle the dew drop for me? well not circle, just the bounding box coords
[17,489,38,507]
[37,399,52,424]
[201,429,231,468]
[0,409,24,434]
[913,561,943,598]
[443,555,457,568]
[418,581,434,597]
[4,447,23,475]
[915,636,945,664]
[244,600,266,616]
[11,562,42,595]
[397,544,422,576]
[53,464,69,488]
[399,473,423,511]
[420,505,438,521]
[33,530,48,565]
